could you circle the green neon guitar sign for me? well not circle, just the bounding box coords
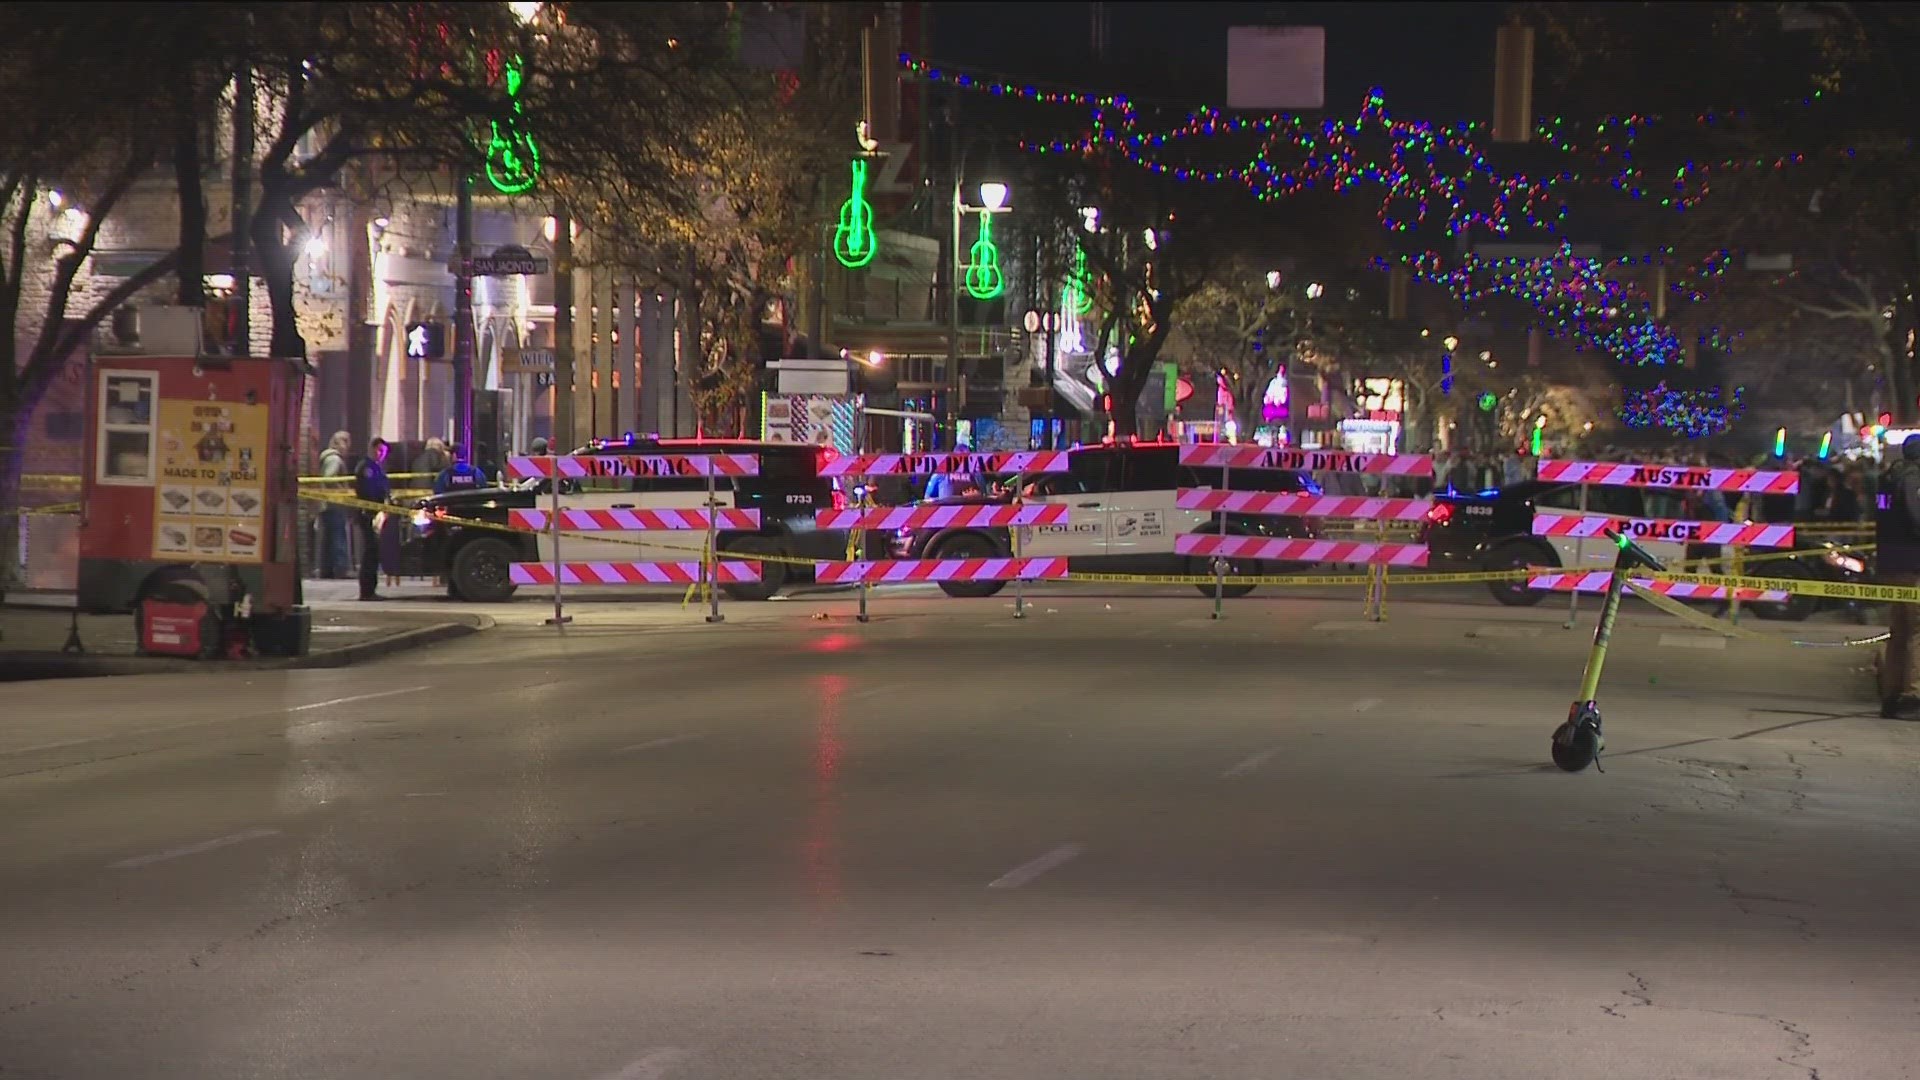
[832,159,877,269]
[484,56,541,195]
[1063,246,1093,315]
[964,212,1005,300]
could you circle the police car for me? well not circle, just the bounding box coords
[397,438,862,602]
[891,442,1321,598]
[1421,479,1729,606]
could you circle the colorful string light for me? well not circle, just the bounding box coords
[897,53,1807,437]
[1617,383,1746,438]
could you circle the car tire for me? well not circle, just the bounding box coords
[719,535,789,601]
[1485,539,1559,606]
[450,537,519,603]
[931,532,1007,598]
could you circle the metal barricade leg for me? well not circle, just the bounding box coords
[705,469,724,624]
[1212,462,1229,621]
[1728,545,1743,625]
[1564,482,1587,630]
[543,460,570,628]
[1012,470,1026,620]
[853,476,871,623]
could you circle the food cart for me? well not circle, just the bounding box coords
[77,354,309,657]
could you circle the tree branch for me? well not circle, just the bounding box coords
[32,153,151,366]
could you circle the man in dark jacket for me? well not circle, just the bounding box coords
[1875,435,1920,716]
[354,438,392,601]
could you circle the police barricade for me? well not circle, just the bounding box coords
[1534,458,1799,621]
[1526,571,1788,603]
[815,450,1071,621]
[503,452,760,626]
[1176,444,1434,620]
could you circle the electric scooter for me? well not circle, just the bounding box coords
[1551,528,1666,773]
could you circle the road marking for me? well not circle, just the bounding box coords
[1353,698,1381,712]
[286,685,432,712]
[596,1048,693,1080]
[988,842,1086,889]
[1312,620,1388,632]
[1470,625,1540,639]
[1222,748,1280,778]
[111,828,280,869]
[1658,633,1727,650]
[613,734,708,754]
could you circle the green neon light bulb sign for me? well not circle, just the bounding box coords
[964,212,1005,300]
[484,56,541,195]
[833,160,878,269]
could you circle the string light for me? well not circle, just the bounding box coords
[1617,382,1745,438]
[897,52,1824,438]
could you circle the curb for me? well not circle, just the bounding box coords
[0,614,493,682]
[285,614,493,669]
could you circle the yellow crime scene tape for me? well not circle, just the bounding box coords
[1648,570,1920,604]
[296,489,827,568]
[1063,567,1539,588]
[293,487,1920,605]
[1626,580,1889,649]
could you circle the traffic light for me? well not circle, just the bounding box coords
[404,321,448,361]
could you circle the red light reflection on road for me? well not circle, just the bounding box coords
[803,673,845,907]
[806,632,857,654]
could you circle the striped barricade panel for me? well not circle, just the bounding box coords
[818,450,1071,477]
[813,503,1068,530]
[811,557,1070,584]
[508,561,762,586]
[508,507,761,531]
[1526,572,1787,602]
[1174,534,1429,566]
[1536,459,1797,494]
[1175,489,1431,520]
[1531,512,1794,547]
[1177,444,1433,476]
[505,453,759,480]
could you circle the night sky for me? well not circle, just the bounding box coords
[931,2,1509,125]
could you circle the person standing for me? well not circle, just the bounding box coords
[317,430,352,578]
[354,438,392,601]
[410,437,451,482]
[1874,435,1920,717]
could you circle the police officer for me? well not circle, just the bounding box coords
[354,437,392,601]
[1874,434,1920,717]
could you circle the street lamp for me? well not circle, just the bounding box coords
[947,171,1011,442]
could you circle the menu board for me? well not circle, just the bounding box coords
[152,398,268,564]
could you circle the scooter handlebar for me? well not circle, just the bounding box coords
[1603,528,1667,573]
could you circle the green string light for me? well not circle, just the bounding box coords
[832,159,878,269]
[964,212,1005,300]
[484,56,541,195]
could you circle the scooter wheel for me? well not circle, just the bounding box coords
[1550,722,1598,773]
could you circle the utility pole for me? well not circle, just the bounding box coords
[452,173,475,465]
[230,61,253,354]
[553,208,575,449]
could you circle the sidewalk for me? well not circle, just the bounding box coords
[0,593,490,681]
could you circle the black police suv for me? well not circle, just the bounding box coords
[396,438,860,602]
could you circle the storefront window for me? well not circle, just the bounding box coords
[97,370,156,484]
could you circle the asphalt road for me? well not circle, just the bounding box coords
[2,591,1916,1079]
